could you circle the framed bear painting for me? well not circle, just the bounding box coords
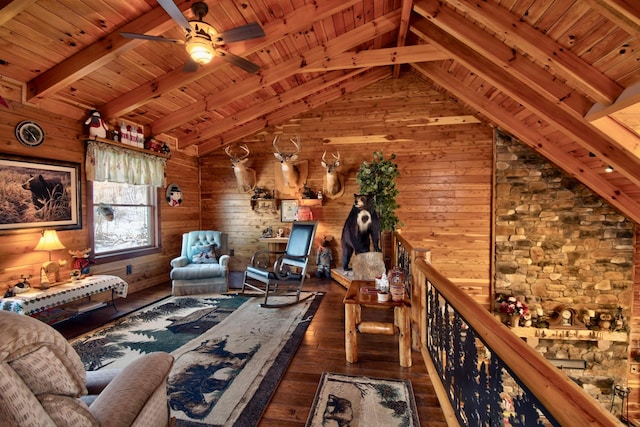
[0,155,81,233]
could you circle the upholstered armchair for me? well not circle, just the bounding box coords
[170,230,230,295]
[0,310,174,427]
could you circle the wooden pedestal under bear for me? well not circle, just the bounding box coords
[341,194,381,270]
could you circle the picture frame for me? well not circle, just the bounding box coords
[280,199,298,222]
[0,155,82,233]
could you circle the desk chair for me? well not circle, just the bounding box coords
[242,221,318,307]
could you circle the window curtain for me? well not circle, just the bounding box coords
[86,141,166,187]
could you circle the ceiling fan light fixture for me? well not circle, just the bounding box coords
[186,35,214,64]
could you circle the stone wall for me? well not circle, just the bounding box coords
[494,130,635,410]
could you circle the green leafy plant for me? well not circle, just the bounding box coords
[356,151,401,231]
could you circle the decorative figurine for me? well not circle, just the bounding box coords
[84,110,109,138]
[69,248,93,275]
[3,275,31,297]
[316,236,334,278]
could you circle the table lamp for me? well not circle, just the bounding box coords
[34,230,66,288]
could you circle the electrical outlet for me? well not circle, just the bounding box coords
[229,249,235,256]
[126,265,132,275]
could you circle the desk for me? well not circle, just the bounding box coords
[259,236,289,249]
[343,280,412,367]
[260,236,289,264]
[0,275,128,316]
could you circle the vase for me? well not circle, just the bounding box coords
[388,267,406,302]
[510,314,521,327]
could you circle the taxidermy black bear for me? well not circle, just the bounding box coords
[341,194,381,270]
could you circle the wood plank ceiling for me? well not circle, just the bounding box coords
[1,0,639,223]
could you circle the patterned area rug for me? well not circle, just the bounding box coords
[306,372,420,427]
[70,292,323,427]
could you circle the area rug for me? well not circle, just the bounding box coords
[70,292,323,427]
[306,372,420,427]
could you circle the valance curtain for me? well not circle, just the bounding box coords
[86,141,166,187]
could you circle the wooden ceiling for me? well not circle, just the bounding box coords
[1,0,640,223]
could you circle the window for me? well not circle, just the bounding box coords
[85,140,166,259]
[90,181,158,256]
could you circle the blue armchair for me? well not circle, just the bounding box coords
[170,231,230,295]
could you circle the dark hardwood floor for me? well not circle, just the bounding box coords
[54,276,447,426]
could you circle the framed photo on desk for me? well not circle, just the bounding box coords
[281,200,298,222]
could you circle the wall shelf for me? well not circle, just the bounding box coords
[298,198,323,207]
[251,198,277,213]
[81,136,170,159]
[514,326,628,348]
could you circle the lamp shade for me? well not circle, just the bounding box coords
[186,37,214,65]
[34,230,66,252]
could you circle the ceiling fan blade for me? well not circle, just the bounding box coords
[183,59,199,72]
[120,32,184,44]
[213,22,265,44]
[218,51,260,74]
[157,0,191,32]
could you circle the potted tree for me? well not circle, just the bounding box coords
[356,151,401,265]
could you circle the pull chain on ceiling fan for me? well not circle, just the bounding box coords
[120,1,265,74]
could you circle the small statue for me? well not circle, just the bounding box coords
[316,236,334,278]
[261,226,273,238]
[4,275,32,297]
[69,248,93,275]
[84,110,109,139]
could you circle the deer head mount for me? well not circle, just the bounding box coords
[321,151,345,199]
[224,144,256,193]
[273,134,305,193]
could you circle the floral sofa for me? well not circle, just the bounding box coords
[170,230,230,295]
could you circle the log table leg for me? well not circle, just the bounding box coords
[396,305,412,367]
[345,304,359,363]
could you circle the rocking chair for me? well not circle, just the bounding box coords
[242,220,318,307]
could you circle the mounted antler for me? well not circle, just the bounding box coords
[273,134,301,190]
[224,144,256,192]
[321,151,342,196]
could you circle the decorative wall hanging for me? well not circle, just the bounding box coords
[15,120,45,147]
[0,155,81,232]
[281,200,298,222]
[166,183,183,207]
[272,134,308,196]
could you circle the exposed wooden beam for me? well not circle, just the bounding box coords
[438,0,623,105]
[151,11,402,135]
[412,0,593,118]
[196,68,392,155]
[412,17,640,188]
[591,116,640,157]
[393,0,414,78]
[0,0,37,27]
[586,0,640,35]
[100,0,364,121]
[302,44,448,72]
[180,68,373,148]
[585,82,640,120]
[25,0,193,101]
[412,61,640,225]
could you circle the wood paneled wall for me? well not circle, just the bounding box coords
[1,73,494,306]
[0,101,200,296]
[200,73,495,306]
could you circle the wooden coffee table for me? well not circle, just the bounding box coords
[342,280,412,367]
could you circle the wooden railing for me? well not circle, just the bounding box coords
[392,232,621,426]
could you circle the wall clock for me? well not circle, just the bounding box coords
[15,120,45,147]
[560,309,573,326]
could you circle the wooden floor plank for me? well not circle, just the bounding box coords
[55,276,447,426]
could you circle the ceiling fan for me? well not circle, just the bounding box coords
[121,0,265,73]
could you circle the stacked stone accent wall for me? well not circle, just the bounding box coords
[494,130,635,409]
